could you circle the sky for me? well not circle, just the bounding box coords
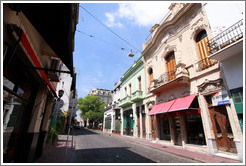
[74,2,171,98]
[73,1,244,99]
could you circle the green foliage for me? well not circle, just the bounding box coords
[78,95,107,125]
[46,127,59,145]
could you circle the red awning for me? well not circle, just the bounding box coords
[148,94,197,115]
[148,100,175,115]
[20,31,58,98]
[168,94,197,112]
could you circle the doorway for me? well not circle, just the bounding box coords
[209,105,237,153]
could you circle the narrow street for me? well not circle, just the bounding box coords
[71,128,199,163]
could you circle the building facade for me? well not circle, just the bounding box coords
[3,3,78,162]
[88,88,112,104]
[103,81,122,134]
[119,56,147,139]
[142,3,243,161]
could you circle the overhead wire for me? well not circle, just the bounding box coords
[79,5,142,54]
[76,29,127,51]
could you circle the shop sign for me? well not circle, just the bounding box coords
[211,90,230,106]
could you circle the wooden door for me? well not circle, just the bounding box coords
[166,53,176,81]
[137,107,140,137]
[142,105,146,138]
[142,113,146,138]
[151,115,156,140]
[209,106,237,153]
[196,36,213,69]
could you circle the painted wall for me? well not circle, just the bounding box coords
[56,66,73,112]
[222,53,243,90]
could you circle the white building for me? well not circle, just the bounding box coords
[55,66,73,113]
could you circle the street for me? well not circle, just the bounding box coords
[71,128,199,163]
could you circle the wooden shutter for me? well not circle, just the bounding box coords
[196,36,213,70]
[166,53,176,81]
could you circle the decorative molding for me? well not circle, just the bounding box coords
[197,78,223,95]
[146,100,155,110]
[191,17,203,30]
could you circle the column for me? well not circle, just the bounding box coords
[198,94,217,154]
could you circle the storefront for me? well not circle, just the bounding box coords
[123,109,134,136]
[149,94,206,147]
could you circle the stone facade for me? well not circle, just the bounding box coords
[88,88,112,104]
[142,3,242,160]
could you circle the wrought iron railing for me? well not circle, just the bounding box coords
[208,19,243,54]
[195,57,216,71]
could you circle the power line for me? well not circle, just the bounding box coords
[76,29,127,51]
[79,5,142,53]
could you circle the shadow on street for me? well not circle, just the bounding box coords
[73,147,155,163]
[71,128,99,136]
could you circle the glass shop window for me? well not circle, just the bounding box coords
[160,117,171,141]
[185,114,206,145]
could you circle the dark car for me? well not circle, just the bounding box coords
[74,125,81,129]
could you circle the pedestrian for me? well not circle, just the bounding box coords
[100,125,103,131]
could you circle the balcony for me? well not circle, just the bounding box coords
[149,62,189,94]
[119,95,133,107]
[208,19,243,62]
[112,102,120,110]
[195,57,217,72]
[131,90,144,102]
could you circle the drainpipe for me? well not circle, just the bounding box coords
[3,24,23,74]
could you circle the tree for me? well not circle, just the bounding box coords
[77,95,106,128]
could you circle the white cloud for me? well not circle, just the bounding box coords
[105,2,171,27]
[105,12,123,28]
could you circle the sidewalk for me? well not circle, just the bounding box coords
[96,129,242,164]
[35,135,75,163]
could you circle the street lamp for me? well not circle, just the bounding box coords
[128,49,134,57]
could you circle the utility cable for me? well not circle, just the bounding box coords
[76,29,127,51]
[79,5,142,53]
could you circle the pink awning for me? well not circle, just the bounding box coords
[148,94,197,115]
[148,100,175,115]
[168,94,197,112]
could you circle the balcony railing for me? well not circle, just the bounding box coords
[131,90,143,102]
[152,69,176,86]
[119,95,132,107]
[208,19,243,54]
[195,57,216,71]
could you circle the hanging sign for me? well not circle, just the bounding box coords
[211,90,230,106]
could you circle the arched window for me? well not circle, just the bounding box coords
[196,30,213,70]
[148,68,153,87]
[165,52,176,81]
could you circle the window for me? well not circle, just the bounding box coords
[125,87,127,97]
[149,68,153,87]
[160,117,171,141]
[165,52,176,81]
[196,30,214,70]
[138,76,141,91]
[185,114,206,145]
[129,84,132,96]
[231,87,243,104]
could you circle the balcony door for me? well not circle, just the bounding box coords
[165,52,176,81]
[196,30,213,70]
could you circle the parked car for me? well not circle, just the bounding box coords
[74,125,81,129]
[80,125,84,129]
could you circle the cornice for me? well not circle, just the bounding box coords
[142,3,196,56]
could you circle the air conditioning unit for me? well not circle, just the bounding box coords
[46,58,62,82]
